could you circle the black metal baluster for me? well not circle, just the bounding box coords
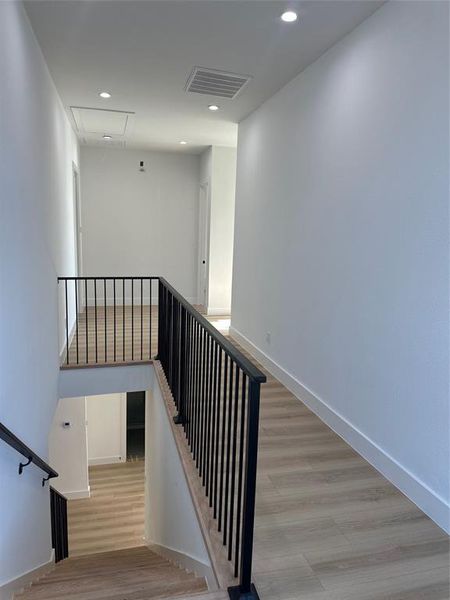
[196,327,205,466]
[149,279,152,359]
[104,278,107,363]
[204,336,214,488]
[189,319,196,451]
[131,279,134,360]
[85,279,88,364]
[234,373,247,576]
[140,278,143,360]
[206,340,217,507]
[114,279,116,362]
[148,278,154,360]
[200,333,209,479]
[186,313,194,438]
[223,360,234,545]
[75,280,79,365]
[177,305,186,425]
[94,279,98,363]
[168,293,172,387]
[123,279,125,361]
[213,347,222,518]
[218,354,228,532]
[209,342,218,505]
[197,328,205,469]
[228,367,240,560]
[64,280,69,365]
[192,321,200,460]
[189,314,195,442]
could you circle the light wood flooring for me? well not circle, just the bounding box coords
[211,318,450,599]
[248,370,449,597]
[63,305,203,368]
[64,306,158,367]
[68,461,145,557]
[61,307,448,599]
[15,546,207,600]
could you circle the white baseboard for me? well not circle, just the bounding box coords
[145,540,217,591]
[88,456,124,466]
[64,486,90,500]
[0,550,55,600]
[230,326,450,534]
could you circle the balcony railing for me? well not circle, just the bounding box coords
[58,277,159,366]
[58,276,266,599]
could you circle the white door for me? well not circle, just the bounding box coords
[197,182,210,309]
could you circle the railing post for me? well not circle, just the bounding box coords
[228,379,261,600]
[174,306,186,425]
[155,279,164,361]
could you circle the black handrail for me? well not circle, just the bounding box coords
[158,277,266,383]
[0,422,58,485]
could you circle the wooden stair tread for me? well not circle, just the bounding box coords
[15,547,208,600]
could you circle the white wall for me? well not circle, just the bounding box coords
[199,146,237,315]
[59,364,153,399]
[208,147,236,315]
[231,1,449,531]
[145,387,211,568]
[0,2,79,586]
[86,394,126,465]
[49,398,89,499]
[80,147,200,302]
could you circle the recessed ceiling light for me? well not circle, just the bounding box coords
[103,135,112,140]
[281,10,298,22]
[99,91,111,99]
[208,105,219,111]
[179,141,187,145]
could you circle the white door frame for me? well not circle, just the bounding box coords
[120,392,127,462]
[197,181,211,310]
[72,162,82,276]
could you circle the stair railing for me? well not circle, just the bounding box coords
[157,277,266,600]
[58,275,266,598]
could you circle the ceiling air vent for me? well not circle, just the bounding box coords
[185,67,252,99]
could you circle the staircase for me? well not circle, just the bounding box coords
[14,546,208,600]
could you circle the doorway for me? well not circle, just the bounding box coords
[197,182,210,310]
[126,391,146,460]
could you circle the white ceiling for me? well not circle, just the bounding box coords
[25,0,383,154]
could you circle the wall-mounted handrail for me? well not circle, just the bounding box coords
[0,422,58,484]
